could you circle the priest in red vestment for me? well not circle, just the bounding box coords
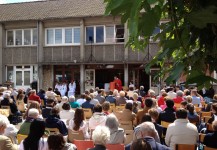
[114,76,122,91]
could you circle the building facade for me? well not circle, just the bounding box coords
[0,0,162,94]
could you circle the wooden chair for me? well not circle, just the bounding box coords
[17,101,25,112]
[1,105,11,115]
[201,112,212,118]
[45,128,60,135]
[194,104,200,107]
[199,133,206,143]
[206,123,214,132]
[17,134,28,144]
[83,108,93,119]
[201,101,206,107]
[115,105,125,112]
[174,103,181,108]
[106,144,125,150]
[1,105,10,109]
[195,107,201,113]
[0,108,10,117]
[161,121,171,128]
[175,144,197,150]
[55,95,61,102]
[204,146,217,150]
[109,103,116,113]
[68,129,84,142]
[41,100,45,107]
[124,130,134,145]
[73,140,94,150]
[119,121,133,130]
[203,116,212,123]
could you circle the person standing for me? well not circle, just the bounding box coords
[68,80,76,97]
[114,76,122,91]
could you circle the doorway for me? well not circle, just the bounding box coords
[95,69,124,89]
[14,66,33,89]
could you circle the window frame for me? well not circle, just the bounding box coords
[45,27,81,46]
[6,28,37,47]
[85,25,125,44]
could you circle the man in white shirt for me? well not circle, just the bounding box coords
[165,108,198,150]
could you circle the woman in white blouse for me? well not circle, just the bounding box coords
[68,108,90,139]
[59,103,75,120]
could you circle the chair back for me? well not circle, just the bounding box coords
[174,103,181,108]
[195,107,201,113]
[17,100,25,112]
[125,130,134,145]
[109,103,116,113]
[115,105,125,112]
[175,144,197,150]
[83,108,93,119]
[119,121,133,130]
[1,105,11,115]
[73,140,94,150]
[45,128,60,135]
[199,133,206,143]
[201,112,212,118]
[204,146,217,150]
[17,134,28,144]
[68,129,84,142]
[203,116,212,123]
[161,121,171,128]
[41,100,45,107]
[1,105,10,109]
[106,144,125,150]
[55,95,61,102]
[0,108,10,117]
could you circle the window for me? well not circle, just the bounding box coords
[7,31,14,46]
[96,26,104,43]
[106,26,114,43]
[24,29,31,45]
[15,30,22,45]
[85,25,124,44]
[46,27,80,45]
[65,29,72,43]
[55,29,62,44]
[86,27,94,43]
[33,29,37,45]
[115,25,124,43]
[74,28,80,43]
[47,29,54,44]
[6,29,37,46]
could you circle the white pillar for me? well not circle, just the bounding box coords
[80,64,85,93]
[0,24,4,84]
[80,19,85,93]
[124,64,128,87]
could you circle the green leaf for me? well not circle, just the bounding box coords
[165,62,185,83]
[187,6,217,28]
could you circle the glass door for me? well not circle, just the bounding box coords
[15,66,33,89]
[85,69,95,90]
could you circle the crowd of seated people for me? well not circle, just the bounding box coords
[0,85,217,150]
